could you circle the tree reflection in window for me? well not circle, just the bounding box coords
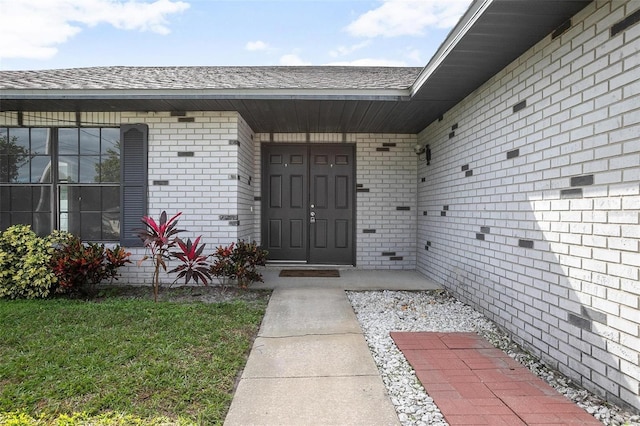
[0,132,34,183]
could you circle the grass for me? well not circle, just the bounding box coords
[0,293,269,425]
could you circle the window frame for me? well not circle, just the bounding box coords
[0,125,146,244]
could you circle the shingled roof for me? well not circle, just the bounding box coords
[0,66,422,91]
[0,0,591,133]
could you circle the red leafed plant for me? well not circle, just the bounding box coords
[135,211,184,301]
[170,236,212,285]
[50,232,131,295]
[210,240,267,288]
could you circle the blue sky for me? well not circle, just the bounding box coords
[0,0,472,70]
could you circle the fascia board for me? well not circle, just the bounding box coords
[0,88,411,102]
[410,0,493,98]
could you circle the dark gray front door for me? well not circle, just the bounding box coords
[262,144,355,265]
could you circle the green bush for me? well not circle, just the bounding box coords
[0,227,131,299]
[0,225,57,299]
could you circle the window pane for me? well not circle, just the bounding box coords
[99,150,120,183]
[32,186,51,214]
[9,128,29,149]
[0,155,9,182]
[58,156,79,183]
[59,212,69,233]
[10,212,31,226]
[80,186,101,211]
[30,156,52,183]
[32,212,52,237]
[58,128,79,154]
[0,186,8,209]
[102,187,120,240]
[67,212,81,235]
[0,212,9,231]
[101,128,119,154]
[80,128,100,155]
[1,148,32,183]
[102,186,119,210]
[102,211,120,240]
[0,128,8,155]
[79,155,100,183]
[11,186,32,211]
[13,156,30,182]
[81,212,101,240]
[30,128,50,155]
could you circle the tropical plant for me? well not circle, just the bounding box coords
[0,225,57,299]
[135,211,183,301]
[50,232,131,295]
[210,240,268,288]
[170,236,212,285]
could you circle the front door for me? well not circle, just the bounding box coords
[262,144,355,265]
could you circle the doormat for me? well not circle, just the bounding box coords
[279,269,340,278]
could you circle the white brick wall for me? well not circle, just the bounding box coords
[117,111,245,285]
[417,0,640,411]
[236,115,256,242]
[355,133,417,269]
[15,110,254,285]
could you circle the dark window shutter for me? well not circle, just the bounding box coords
[120,124,148,247]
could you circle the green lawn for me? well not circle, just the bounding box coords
[0,294,268,425]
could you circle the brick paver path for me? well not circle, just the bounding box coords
[391,332,601,425]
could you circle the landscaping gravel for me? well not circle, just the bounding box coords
[347,290,640,426]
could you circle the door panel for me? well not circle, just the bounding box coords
[263,145,308,261]
[262,144,354,265]
[309,145,353,264]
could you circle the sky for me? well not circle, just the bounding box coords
[0,0,473,71]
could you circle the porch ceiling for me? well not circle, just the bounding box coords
[0,0,592,134]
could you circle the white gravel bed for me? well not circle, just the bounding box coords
[347,290,640,426]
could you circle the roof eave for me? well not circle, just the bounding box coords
[0,88,411,102]
[411,0,493,97]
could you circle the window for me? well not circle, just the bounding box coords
[1,127,130,242]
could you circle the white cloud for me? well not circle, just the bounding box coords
[325,58,406,67]
[329,40,371,58]
[245,40,269,51]
[0,0,189,60]
[405,48,422,63]
[279,53,311,66]
[346,0,472,38]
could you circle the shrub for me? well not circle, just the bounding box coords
[0,226,131,299]
[136,212,215,298]
[50,232,131,295]
[0,225,57,299]
[170,236,212,285]
[135,211,184,301]
[210,240,268,288]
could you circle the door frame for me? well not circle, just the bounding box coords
[260,143,357,265]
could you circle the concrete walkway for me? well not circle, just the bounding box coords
[224,270,441,425]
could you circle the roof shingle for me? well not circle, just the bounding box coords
[0,66,422,91]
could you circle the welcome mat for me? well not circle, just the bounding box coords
[279,269,340,278]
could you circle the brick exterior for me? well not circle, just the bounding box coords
[1,0,638,412]
[416,0,640,411]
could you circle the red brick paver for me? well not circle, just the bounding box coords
[391,332,601,425]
